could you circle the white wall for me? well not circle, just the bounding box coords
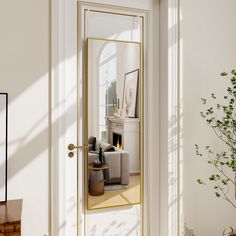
[0,0,49,235]
[117,43,140,117]
[180,0,236,235]
[160,0,236,235]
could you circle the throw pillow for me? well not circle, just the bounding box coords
[88,136,96,151]
[97,141,115,152]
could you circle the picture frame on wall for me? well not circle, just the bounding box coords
[0,93,8,203]
[122,69,139,118]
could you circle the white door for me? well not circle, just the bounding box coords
[79,6,145,236]
[51,2,148,236]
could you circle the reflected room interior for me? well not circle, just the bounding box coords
[87,38,142,210]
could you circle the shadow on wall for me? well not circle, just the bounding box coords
[0,0,140,189]
[0,89,77,188]
[167,101,183,233]
[88,206,140,236]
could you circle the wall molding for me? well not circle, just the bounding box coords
[159,0,181,235]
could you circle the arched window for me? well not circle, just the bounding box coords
[98,42,117,141]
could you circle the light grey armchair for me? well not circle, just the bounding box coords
[88,149,130,185]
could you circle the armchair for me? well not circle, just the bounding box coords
[88,149,129,185]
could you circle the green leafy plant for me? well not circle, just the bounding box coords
[195,70,236,209]
[183,223,196,236]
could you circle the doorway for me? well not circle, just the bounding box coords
[51,2,151,236]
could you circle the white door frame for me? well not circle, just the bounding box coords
[50,1,160,235]
[159,0,181,236]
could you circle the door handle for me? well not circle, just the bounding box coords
[67,143,89,158]
[68,143,89,151]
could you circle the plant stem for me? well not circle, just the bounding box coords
[207,153,235,186]
[219,187,236,209]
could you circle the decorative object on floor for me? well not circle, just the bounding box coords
[0,199,22,236]
[88,146,129,185]
[0,93,8,203]
[89,164,109,196]
[195,70,236,209]
[222,227,236,236]
[122,69,139,118]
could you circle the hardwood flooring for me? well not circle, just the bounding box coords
[88,175,141,209]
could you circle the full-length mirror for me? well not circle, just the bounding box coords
[0,93,7,202]
[87,38,142,210]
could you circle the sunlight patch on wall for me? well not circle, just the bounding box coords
[168,0,179,235]
[8,75,48,159]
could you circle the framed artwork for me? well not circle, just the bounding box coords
[122,69,139,118]
[0,93,8,202]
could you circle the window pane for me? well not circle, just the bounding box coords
[107,58,116,83]
[99,106,106,126]
[99,86,106,106]
[100,42,116,62]
[107,81,117,116]
[99,42,117,140]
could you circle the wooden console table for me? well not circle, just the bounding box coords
[0,199,22,236]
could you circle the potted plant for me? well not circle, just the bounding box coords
[195,70,236,236]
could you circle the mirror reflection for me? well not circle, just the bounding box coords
[87,38,142,209]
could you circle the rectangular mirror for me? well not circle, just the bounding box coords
[0,93,8,202]
[86,38,142,210]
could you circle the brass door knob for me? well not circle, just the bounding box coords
[68,152,74,158]
[68,143,76,151]
[67,143,89,158]
[68,144,89,151]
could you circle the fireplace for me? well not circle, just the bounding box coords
[113,132,122,149]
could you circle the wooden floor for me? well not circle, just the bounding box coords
[88,175,141,209]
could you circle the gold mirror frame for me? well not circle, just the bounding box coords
[84,37,143,211]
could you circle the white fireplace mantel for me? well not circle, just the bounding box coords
[106,116,140,174]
